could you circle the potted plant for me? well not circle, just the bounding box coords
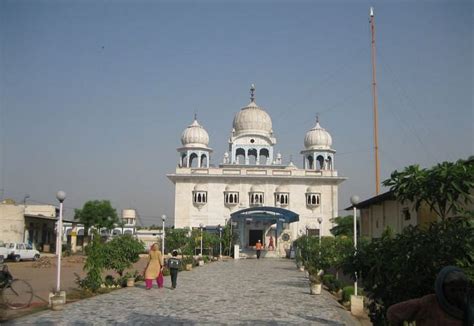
[126,272,135,287]
[182,256,193,271]
[308,266,323,295]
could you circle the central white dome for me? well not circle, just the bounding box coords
[233,101,273,135]
[181,119,210,147]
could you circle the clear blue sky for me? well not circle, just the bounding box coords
[1,0,472,225]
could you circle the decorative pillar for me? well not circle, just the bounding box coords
[71,226,77,253]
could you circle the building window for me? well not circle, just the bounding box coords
[249,192,264,206]
[305,193,321,207]
[224,192,239,206]
[193,191,207,205]
[275,193,289,206]
[402,208,411,221]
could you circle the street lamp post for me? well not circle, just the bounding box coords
[218,224,223,258]
[350,195,360,296]
[56,191,66,293]
[317,217,323,247]
[199,223,203,256]
[161,215,166,257]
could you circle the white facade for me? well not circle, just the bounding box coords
[168,86,346,256]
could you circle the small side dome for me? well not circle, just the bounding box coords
[181,119,210,147]
[193,184,208,192]
[306,186,318,193]
[275,185,289,193]
[304,119,332,150]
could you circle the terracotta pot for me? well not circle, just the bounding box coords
[185,263,193,271]
[126,278,135,287]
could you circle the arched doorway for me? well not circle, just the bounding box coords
[230,206,299,257]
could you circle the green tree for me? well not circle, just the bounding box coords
[330,215,359,236]
[104,235,144,277]
[165,228,190,253]
[74,200,119,244]
[383,157,474,219]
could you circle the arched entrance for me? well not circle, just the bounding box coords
[230,206,299,258]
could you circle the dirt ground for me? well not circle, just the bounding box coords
[1,254,149,321]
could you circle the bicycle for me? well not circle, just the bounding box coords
[0,260,33,309]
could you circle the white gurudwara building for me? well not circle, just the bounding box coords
[167,85,346,257]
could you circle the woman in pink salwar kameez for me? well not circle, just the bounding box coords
[144,243,163,289]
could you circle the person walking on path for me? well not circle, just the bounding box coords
[255,240,262,259]
[144,243,164,290]
[167,250,181,289]
[387,266,472,326]
[268,236,274,251]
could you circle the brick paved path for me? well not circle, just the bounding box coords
[8,259,360,325]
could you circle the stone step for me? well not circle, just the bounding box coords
[239,250,281,259]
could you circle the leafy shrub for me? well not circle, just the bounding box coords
[342,286,354,302]
[322,274,335,287]
[342,217,474,324]
[62,244,72,257]
[104,235,144,277]
[104,275,115,286]
[81,232,106,291]
[181,256,193,267]
[332,279,343,292]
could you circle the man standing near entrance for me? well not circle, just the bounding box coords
[255,240,262,259]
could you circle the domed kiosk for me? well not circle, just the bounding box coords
[178,116,212,168]
[301,117,335,170]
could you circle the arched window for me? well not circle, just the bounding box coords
[249,192,264,206]
[259,148,269,165]
[248,149,257,165]
[327,156,333,170]
[193,191,208,205]
[224,191,239,206]
[307,155,314,169]
[306,193,321,208]
[189,153,199,168]
[201,154,208,168]
[181,153,187,167]
[275,193,289,206]
[316,155,325,170]
[236,148,245,164]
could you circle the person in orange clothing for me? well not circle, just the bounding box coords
[386,266,472,326]
[255,240,262,259]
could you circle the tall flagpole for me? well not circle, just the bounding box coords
[370,7,380,195]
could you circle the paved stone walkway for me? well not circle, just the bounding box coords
[7,259,360,325]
